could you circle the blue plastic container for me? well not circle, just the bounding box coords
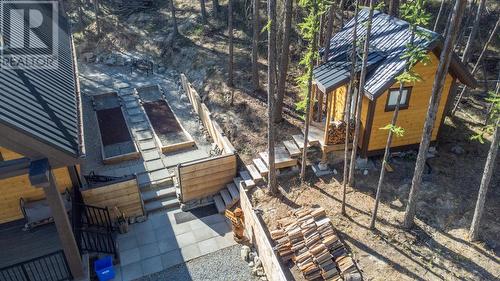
[94,256,115,281]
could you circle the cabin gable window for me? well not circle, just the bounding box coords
[385,87,412,111]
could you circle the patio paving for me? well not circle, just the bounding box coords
[115,209,237,281]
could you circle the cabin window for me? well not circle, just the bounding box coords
[385,87,412,111]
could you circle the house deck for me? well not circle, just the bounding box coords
[0,221,61,268]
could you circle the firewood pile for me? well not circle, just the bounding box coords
[271,207,361,281]
[326,120,354,145]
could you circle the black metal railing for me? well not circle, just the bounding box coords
[79,230,116,255]
[77,203,114,232]
[0,250,72,281]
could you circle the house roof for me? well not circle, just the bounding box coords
[316,8,477,100]
[0,2,83,160]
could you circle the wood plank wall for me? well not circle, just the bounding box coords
[178,154,237,202]
[81,178,144,221]
[367,52,452,151]
[0,147,73,224]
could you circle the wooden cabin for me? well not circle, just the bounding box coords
[311,9,477,160]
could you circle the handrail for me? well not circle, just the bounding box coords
[0,250,72,281]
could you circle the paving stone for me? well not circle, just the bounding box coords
[193,226,218,242]
[211,221,231,235]
[118,235,138,252]
[131,115,145,123]
[125,101,139,108]
[139,140,156,150]
[214,235,236,249]
[158,238,179,254]
[145,159,164,171]
[200,214,227,226]
[176,232,196,248]
[149,169,170,181]
[141,256,164,276]
[136,130,153,141]
[180,244,201,261]
[135,230,156,246]
[142,150,161,161]
[197,237,220,256]
[171,221,192,235]
[139,243,160,259]
[121,261,143,281]
[127,108,142,116]
[132,123,149,132]
[120,248,141,266]
[161,249,184,269]
[154,225,175,240]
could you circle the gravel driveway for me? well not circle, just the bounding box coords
[138,245,260,281]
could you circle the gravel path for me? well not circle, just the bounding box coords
[138,245,260,281]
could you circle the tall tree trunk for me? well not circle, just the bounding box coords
[338,0,346,29]
[170,0,179,36]
[451,18,499,115]
[94,0,100,37]
[274,0,293,122]
[347,0,374,187]
[461,0,485,63]
[267,0,278,194]
[341,0,359,215]
[322,4,335,63]
[252,0,260,91]
[433,0,446,32]
[403,0,467,229]
[213,0,220,17]
[469,115,499,241]
[388,0,399,17]
[228,0,234,87]
[78,0,85,31]
[200,0,208,23]
[300,1,320,181]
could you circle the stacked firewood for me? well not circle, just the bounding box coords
[326,120,354,145]
[271,207,360,280]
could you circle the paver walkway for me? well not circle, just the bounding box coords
[115,210,236,281]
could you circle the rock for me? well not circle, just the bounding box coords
[241,246,250,261]
[135,215,147,223]
[260,277,268,281]
[105,56,117,66]
[257,269,265,276]
[363,169,369,176]
[254,256,261,267]
[180,94,188,102]
[82,52,95,63]
[391,199,403,208]
[451,145,464,155]
[158,67,166,74]
[248,261,254,267]
[318,162,329,171]
[249,251,257,261]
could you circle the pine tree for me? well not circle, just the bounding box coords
[267,0,278,194]
[347,0,375,187]
[370,0,431,229]
[169,0,179,37]
[469,91,499,241]
[228,0,234,87]
[274,0,293,122]
[322,3,335,63]
[403,0,467,229]
[213,0,220,17]
[200,0,208,24]
[252,0,260,90]
[433,0,446,32]
[461,0,485,64]
[94,0,100,37]
[341,0,359,215]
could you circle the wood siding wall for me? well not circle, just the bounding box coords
[81,178,144,221]
[178,154,237,202]
[0,148,73,224]
[367,52,452,152]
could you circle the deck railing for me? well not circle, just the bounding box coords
[0,250,72,281]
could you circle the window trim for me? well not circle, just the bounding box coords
[385,86,412,112]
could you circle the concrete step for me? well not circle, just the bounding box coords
[141,186,176,202]
[232,177,244,190]
[252,158,269,176]
[239,171,255,188]
[137,172,174,190]
[213,195,225,214]
[144,198,179,213]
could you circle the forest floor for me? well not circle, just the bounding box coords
[70,0,499,280]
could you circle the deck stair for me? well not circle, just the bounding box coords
[259,146,298,169]
[252,158,269,176]
[283,140,301,157]
[245,164,263,183]
[292,134,316,151]
[213,182,241,213]
[239,170,255,189]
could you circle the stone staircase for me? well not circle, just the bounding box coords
[117,88,180,214]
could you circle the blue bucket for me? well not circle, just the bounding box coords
[94,256,115,281]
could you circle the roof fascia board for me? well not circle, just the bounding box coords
[0,122,81,168]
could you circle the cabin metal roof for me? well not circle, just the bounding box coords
[316,9,477,100]
[0,2,82,159]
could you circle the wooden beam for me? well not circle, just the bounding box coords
[29,159,84,279]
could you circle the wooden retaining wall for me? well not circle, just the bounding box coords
[177,154,237,202]
[180,74,235,154]
[81,177,144,221]
[239,184,288,281]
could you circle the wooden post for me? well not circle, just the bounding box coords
[29,159,84,279]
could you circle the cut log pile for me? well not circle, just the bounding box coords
[326,120,354,145]
[271,207,360,280]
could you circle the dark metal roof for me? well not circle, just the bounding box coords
[317,8,477,100]
[314,50,385,93]
[0,2,82,158]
